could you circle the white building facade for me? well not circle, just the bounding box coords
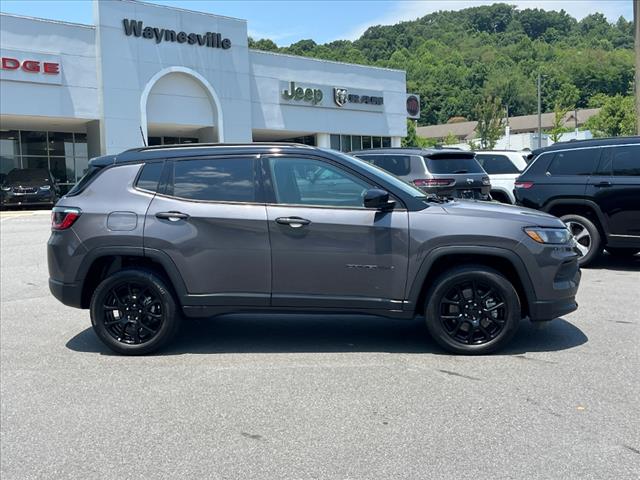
[0,0,408,192]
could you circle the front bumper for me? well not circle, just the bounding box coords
[1,191,56,207]
[529,297,578,322]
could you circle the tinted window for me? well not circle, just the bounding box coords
[136,162,164,192]
[611,145,640,176]
[475,154,520,174]
[5,168,50,183]
[424,155,484,174]
[547,148,599,176]
[357,154,412,176]
[171,157,255,202]
[269,157,370,207]
[66,166,102,196]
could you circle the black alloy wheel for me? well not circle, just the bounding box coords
[102,281,164,345]
[90,269,180,355]
[438,279,507,345]
[425,266,521,354]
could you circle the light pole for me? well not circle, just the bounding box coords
[634,0,639,135]
[537,73,542,149]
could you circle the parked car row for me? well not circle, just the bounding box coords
[350,137,639,267]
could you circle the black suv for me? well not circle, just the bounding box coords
[1,168,60,209]
[515,137,640,266]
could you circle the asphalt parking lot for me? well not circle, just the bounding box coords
[1,210,639,479]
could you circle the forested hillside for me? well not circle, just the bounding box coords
[249,3,635,127]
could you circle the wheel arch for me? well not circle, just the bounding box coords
[544,199,609,238]
[408,246,534,318]
[76,247,188,309]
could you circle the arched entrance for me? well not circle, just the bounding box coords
[140,67,223,145]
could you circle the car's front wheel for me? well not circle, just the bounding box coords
[425,266,521,355]
[90,269,181,355]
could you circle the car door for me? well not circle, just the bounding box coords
[588,144,640,237]
[143,155,270,306]
[263,154,409,310]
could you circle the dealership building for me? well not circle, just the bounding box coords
[0,0,411,192]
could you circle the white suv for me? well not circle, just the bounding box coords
[475,151,528,204]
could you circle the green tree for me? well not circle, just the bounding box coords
[584,94,636,137]
[547,102,571,142]
[474,96,505,150]
[402,120,420,147]
[443,132,460,145]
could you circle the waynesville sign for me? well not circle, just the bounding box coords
[281,81,383,112]
[122,19,231,49]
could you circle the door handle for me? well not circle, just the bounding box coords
[156,211,190,222]
[275,216,311,228]
[593,181,612,187]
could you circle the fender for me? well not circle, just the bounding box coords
[543,198,610,235]
[405,245,535,314]
[75,246,188,301]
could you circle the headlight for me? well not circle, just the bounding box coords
[1,186,10,191]
[40,185,51,190]
[524,227,572,244]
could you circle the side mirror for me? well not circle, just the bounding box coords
[363,188,394,210]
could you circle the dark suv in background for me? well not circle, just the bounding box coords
[351,148,491,200]
[515,137,640,266]
[0,168,60,209]
[48,143,580,355]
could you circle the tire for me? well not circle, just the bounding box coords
[90,269,181,355]
[425,265,521,355]
[561,214,601,267]
[606,247,639,257]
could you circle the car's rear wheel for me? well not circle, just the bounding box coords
[90,269,180,355]
[561,214,601,267]
[606,247,639,257]
[425,266,521,355]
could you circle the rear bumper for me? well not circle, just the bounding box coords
[49,278,83,309]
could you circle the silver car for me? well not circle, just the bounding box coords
[48,143,580,356]
[351,148,491,200]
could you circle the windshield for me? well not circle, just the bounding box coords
[5,169,51,183]
[424,155,485,174]
[325,149,427,198]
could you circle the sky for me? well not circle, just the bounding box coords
[0,0,634,46]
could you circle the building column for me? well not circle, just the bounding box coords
[316,133,330,148]
[391,136,402,147]
[86,120,103,158]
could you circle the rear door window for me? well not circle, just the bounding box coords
[475,154,520,174]
[424,155,484,174]
[355,155,412,176]
[168,157,257,202]
[547,148,600,176]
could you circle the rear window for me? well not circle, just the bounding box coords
[475,154,520,174]
[547,148,600,176]
[356,154,412,176]
[424,155,484,174]
[136,161,164,192]
[66,166,102,196]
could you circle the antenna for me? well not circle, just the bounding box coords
[139,126,147,147]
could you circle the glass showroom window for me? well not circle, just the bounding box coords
[0,130,88,194]
[329,134,391,152]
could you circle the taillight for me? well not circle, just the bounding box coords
[514,181,534,189]
[413,178,455,187]
[51,207,81,231]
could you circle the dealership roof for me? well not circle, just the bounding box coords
[417,108,600,140]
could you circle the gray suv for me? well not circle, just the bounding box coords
[48,144,581,355]
[351,148,491,200]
